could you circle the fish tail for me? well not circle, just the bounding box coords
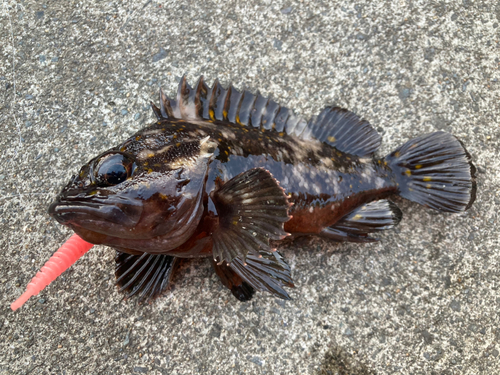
[385,131,476,213]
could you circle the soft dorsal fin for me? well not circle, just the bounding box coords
[302,107,381,156]
[152,77,380,156]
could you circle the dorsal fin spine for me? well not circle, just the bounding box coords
[151,102,162,120]
[159,88,173,118]
[227,85,244,124]
[177,75,187,105]
[250,94,269,128]
[167,82,181,118]
[222,85,232,121]
[274,107,290,133]
[213,81,228,121]
[261,99,280,130]
[177,75,191,119]
[206,78,219,121]
[194,76,207,119]
[235,90,247,125]
[237,91,257,126]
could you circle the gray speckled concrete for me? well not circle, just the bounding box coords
[1,1,499,374]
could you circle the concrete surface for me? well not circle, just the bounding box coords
[1,0,499,374]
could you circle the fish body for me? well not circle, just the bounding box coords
[48,77,476,302]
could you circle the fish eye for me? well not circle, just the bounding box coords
[95,153,135,186]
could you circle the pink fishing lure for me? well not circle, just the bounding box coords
[11,234,93,311]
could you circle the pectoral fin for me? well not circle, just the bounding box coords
[321,199,402,242]
[211,168,291,264]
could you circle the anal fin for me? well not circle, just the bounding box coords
[321,200,402,242]
[115,251,178,303]
[228,250,294,300]
[211,259,255,302]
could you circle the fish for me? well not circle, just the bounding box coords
[47,76,476,303]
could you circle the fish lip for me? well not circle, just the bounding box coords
[48,198,142,228]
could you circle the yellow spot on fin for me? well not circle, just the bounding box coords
[352,214,363,220]
[328,136,336,142]
[415,164,422,169]
[405,169,412,176]
[423,177,432,182]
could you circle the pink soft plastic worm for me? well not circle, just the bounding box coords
[11,234,94,311]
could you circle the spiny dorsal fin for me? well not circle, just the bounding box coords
[153,77,308,135]
[153,78,380,157]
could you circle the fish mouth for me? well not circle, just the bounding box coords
[49,195,143,229]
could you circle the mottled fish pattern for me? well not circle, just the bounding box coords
[49,76,476,302]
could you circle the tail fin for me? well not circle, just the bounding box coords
[385,131,476,213]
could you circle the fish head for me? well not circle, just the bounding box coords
[49,125,216,252]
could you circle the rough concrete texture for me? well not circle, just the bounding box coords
[1,0,499,374]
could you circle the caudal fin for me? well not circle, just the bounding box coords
[385,131,476,213]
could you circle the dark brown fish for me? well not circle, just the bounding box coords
[48,76,476,302]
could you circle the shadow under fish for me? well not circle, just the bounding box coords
[13,76,477,308]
